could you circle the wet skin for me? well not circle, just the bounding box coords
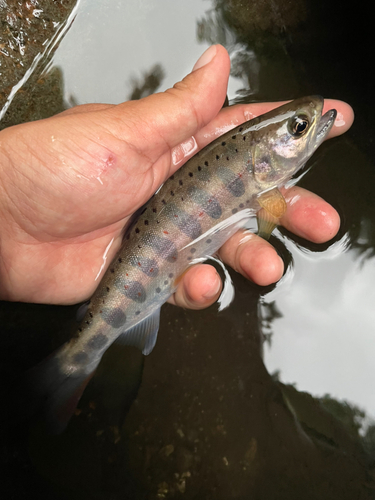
[0,45,353,308]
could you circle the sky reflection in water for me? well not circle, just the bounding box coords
[263,231,375,420]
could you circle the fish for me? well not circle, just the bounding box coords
[28,96,337,431]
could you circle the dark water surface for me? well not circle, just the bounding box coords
[1,1,375,498]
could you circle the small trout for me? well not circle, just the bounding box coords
[31,96,337,430]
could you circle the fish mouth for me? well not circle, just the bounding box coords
[315,108,337,148]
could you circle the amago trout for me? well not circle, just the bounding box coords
[29,96,337,430]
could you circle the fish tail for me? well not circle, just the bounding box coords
[23,349,100,434]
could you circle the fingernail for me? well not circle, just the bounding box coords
[193,45,217,71]
[202,273,222,299]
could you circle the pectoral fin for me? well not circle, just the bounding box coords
[257,188,287,240]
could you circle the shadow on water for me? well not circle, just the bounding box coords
[1,0,375,498]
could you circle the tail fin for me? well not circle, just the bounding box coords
[23,349,100,434]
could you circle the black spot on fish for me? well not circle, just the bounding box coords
[198,166,202,171]
[179,180,183,186]
[152,208,157,213]
[204,161,208,166]
[207,239,212,244]
[118,257,122,263]
[170,175,175,180]
[162,199,166,205]
[221,141,226,146]
[102,307,127,328]
[144,220,149,225]
[87,333,108,350]
[190,248,196,253]
[239,203,244,208]
[135,228,140,233]
[171,190,174,196]
[235,148,238,153]
[78,327,82,333]
[239,127,243,132]
[73,352,88,364]
[232,135,236,139]
[164,280,168,285]
[116,278,147,303]
[169,273,174,278]
[226,157,230,161]
[187,256,192,261]
[156,287,161,293]
[232,208,238,214]
[106,286,110,292]
[110,268,115,273]
[187,186,222,219]
[145,234,178,262]
[164,202,202,239]
[217,166,245,197]
[189,172,193,177]
[216,155,220,160]
[129,256,159,277]
[89,312,93,318]
[243,136,246,141]
[135,311,141,315]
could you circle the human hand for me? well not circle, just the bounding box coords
[0,45,353,308]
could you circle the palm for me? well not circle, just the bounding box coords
[0,103,180,304]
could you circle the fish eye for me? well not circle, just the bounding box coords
[289,115,310,137]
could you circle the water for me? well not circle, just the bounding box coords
[1,0,375,498]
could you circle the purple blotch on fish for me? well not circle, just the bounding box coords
[164,202,202,239]
[73,352,89,364]
[87,333,108,350]
[144,234,178,262]
[187,186,222,219]
[115,278,147,303]
[129,256,159,277]
[102,307,127,328]
[217,166,245,197]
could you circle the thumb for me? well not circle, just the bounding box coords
[109,45,231,153]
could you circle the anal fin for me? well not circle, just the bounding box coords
[115,308,161,355]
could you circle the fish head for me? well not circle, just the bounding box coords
[251,96,337,190]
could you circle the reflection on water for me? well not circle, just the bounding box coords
[128,63,165,100]
[1,0,375,498]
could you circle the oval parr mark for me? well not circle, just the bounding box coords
[115,278,147,303]
[163,203,202,239]
[129,256,159,277]
[186,186,222,219]
[217,166,245,197]
[73,352,89,364]
[87,332,108,350]
[228,176,245,197]
[144,234,178,263]
[102,307,127,328]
